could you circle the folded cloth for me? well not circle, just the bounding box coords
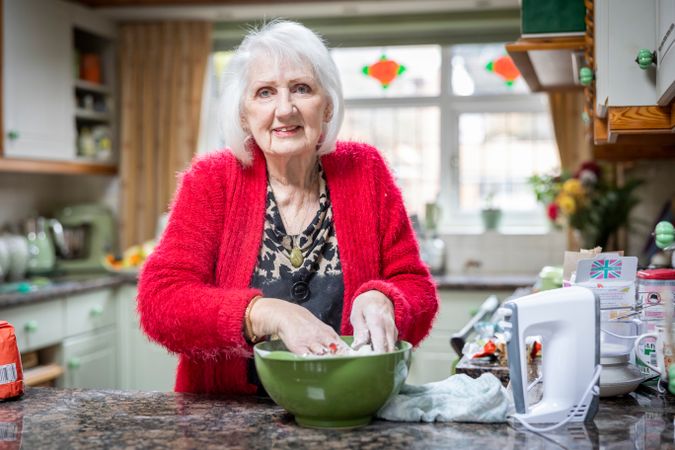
[376,373,513,423]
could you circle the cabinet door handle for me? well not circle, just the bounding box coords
[579,67,593,86]
[90,305,104,318]
[635,49,657,69]
[24,320,38,333]
[68,358,81,370]
[7,130,19,141]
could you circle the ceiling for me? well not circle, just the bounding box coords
[67,0,519,21]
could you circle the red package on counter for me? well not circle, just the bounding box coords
[0,321,24,400]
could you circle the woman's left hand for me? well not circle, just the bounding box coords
[350,290,398,353]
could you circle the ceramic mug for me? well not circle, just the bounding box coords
[634,325,675,382]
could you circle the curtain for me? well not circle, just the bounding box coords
[118,22,212,249]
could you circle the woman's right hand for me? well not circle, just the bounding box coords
[249,298,346,355]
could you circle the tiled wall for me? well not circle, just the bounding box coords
[0,173,118,231]
[626,160,675,264]
[440,230,567,275]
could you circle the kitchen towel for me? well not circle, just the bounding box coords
[376,373,513,422]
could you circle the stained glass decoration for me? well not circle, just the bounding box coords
[362,55,406,89]
[485,55,520,86]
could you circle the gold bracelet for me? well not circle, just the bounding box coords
[244,296,263,343]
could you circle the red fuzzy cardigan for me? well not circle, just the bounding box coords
[137,141,439,394]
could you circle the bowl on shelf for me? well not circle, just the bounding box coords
[254,336,412,429]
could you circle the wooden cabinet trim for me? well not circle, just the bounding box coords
[608,106,674,132]
[506,36,586,93]
[505,36,586,52]
[0,158,117,175]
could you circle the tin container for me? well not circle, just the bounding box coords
[635,269,675,378]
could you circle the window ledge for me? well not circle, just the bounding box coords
[438,225,560,236]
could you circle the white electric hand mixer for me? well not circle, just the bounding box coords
[499,286,601,429]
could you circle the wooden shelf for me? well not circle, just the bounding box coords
[506,36,586,92]
[0,157,117,175]
[23,363,64,387]
[74,79,111,94]
[593,105,675,145]
[75,108,111,122]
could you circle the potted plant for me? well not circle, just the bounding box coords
[528,161,643,250]
[481,191,502,231]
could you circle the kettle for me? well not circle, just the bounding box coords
[25,217,67,275]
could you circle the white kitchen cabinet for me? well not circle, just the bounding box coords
[61,327,117,389]
[59,289,118,389]
[1,299,65,353]
[65,289,117,337]
[594,0,658,117]
[117,284,177,391]
[406,289,512,385]
[3,0,75,160]
[2,0,117,165]
[657,0,675,104]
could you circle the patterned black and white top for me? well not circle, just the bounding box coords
[250,164,344,332]
[248,165,344,394]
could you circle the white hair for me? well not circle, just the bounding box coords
[220,20,345,166]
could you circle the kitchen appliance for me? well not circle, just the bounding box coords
[599,320,643,397]
[500,286,600,426]
[24,217,67,276]
[53,204,115,272]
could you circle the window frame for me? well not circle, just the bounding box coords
[343,44,556,234]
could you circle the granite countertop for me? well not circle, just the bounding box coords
[0,272,536,310]
[1,387,671,449]
[0,273,135,309]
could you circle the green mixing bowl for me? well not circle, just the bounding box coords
[254,336,412,429]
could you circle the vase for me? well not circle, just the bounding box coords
[481,208,502,231]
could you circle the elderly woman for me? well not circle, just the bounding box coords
[137,20,438,395]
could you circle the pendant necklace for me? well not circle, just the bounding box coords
[279,194,315,268]
[289,236,304,268]
[271,163,319,268]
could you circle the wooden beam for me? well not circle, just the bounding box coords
[0,158,118,175]
[71,0,362,6]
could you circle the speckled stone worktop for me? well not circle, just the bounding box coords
[0,273,534,311]
[0,387,672,449]
[433,274,537,291]
[0,274,134,309]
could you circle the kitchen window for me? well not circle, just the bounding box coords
[201,43,559,231]
[334,43,559,231]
